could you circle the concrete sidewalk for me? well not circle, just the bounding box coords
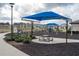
[0,33,29,56]
[32,36,79,44]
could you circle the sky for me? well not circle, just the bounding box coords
[0,3,79,25]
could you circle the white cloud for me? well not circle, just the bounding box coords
[50,4,79,21]
[1,3,79,24]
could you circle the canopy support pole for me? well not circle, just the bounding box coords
[31,21,34,38]
[66,20,68,44]
[70,19,73,36]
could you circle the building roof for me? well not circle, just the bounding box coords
[70,20,79,24]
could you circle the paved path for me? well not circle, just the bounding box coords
[0,33,29,56]
[32,36,79,44]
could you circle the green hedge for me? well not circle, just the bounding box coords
[4,33,17,41]
[15,34,23,42]
[23,35,32,43]
[4,33,35,43]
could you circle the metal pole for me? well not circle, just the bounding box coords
[31,21,33,38]
[10,3,14,40]
[70,19,73,36]
[66,20,68,44]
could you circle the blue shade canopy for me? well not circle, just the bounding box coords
[46,23,59,26]
[22,11,69,21]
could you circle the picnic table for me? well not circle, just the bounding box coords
[39,35,53,42]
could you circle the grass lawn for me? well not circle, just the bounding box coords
[0,29,10,33]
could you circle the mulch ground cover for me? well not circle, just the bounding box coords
[7,41,79,56]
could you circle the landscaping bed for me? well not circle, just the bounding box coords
[4,32,79,56]
[6,41,79,56]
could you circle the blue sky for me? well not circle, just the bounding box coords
[0,3,79,24]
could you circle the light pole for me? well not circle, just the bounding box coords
[9,3,14,40]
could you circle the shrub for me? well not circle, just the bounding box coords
[4,33,35,43]
[15,34,23,42]
[23,35,32,43]
[4,36,12,41]
[4,33,18,41]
